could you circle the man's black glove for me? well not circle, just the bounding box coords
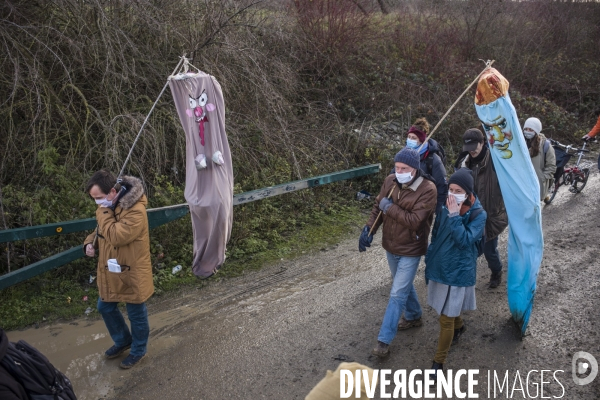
[358,226,373,252]
[109,186,127,211]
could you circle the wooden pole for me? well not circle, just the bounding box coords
[418,60,495,150]
[369,61,495,238]
[368,186,395,237]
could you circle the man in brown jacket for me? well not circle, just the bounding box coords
[359,148,437,357]
[455,128,509,288]
[83,170,153,369]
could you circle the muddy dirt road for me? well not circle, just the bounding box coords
[7,170,600,399]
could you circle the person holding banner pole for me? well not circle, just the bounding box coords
[359,148,437,357]
[455,128,508,289]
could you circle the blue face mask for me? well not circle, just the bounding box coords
[406,138,419,149]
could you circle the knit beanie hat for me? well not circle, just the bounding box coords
[394,147,420,170]
[523,117,542,135]
[407,126,427,143]
[448,168,474,194]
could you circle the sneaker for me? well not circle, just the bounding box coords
[119,354,146,369]
[372,341,390,357]
[397,316,423,330]
[452,324,467,345]
[104,343,131,359]
[488,271,502,288]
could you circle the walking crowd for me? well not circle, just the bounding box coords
[358,115,560,377]
[2,111,598,399]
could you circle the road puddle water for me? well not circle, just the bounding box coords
[4,251,367,399]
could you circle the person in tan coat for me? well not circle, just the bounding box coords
[523,117,556,202]
[358,147,437,357]
[83,170,153,369]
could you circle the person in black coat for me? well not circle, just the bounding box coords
[0,328,28,400]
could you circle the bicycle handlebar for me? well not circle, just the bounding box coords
[549,139,589,153]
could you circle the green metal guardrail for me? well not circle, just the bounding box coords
[0,164,381,290]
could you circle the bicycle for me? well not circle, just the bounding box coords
[544,139,593,204]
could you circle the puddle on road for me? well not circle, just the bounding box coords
[5,248,371,399]
[5,305,198,399]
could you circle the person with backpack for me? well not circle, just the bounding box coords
[1,328,77,399]
[0,329,28,400]
[359,148,437,358]
[523,117,556,203]
[424,168,487,380]
[455,128,507,289]
[402,118,448,214]
[83,170,154,369]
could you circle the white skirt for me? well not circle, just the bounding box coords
[427,280,476,317]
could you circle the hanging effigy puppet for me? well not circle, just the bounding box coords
[474,68,543,336]
[169,65,233,278]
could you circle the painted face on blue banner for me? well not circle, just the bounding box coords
[480,115,513,159]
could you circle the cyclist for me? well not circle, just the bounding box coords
[523,117,556,203]
[581,109,600,170]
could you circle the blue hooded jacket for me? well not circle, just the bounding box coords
[425,197,487,287]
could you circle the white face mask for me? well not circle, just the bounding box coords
[406,138,419,149]
[450,193,467,204]
[95,197,113,208]
[396,171,413,184]
[523,130,536,139]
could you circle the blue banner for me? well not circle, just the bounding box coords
[475,79,543,336]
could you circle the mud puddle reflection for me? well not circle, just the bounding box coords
[6,304,197,399]
[5,249,359,399]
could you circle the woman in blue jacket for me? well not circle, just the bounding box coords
[424,168,487,377]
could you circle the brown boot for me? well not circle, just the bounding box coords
[372,341,390,357]
[397,316,423,330]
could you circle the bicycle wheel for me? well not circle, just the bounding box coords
[572,168,590,193]
[545,179,559,204]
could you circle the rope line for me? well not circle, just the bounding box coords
[117,54,187,179]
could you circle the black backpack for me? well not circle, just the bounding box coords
[424,140,447,175]
[1,339,77,400]
[468,208,485,258]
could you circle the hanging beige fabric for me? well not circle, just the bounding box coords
[168,71,233,278]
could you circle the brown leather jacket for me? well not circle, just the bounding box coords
[366,173,437,257]
[457,147,508,240]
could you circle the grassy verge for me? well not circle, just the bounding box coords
[0,191,371,331]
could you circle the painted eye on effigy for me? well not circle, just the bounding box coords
[189,95,197,108]
[198,91,208,107]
